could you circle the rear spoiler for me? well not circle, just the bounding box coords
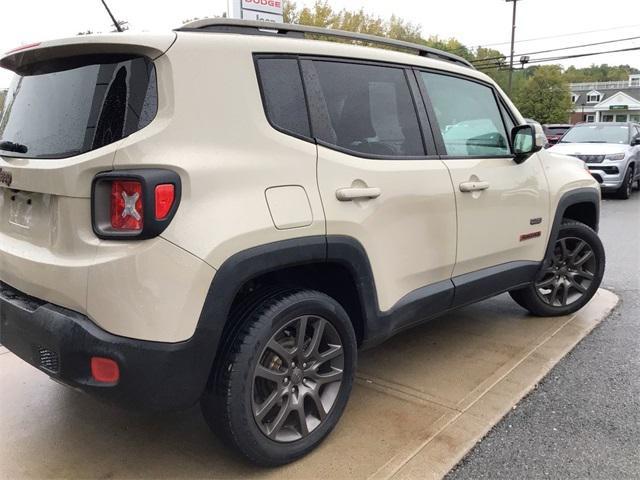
[0,32,176,73]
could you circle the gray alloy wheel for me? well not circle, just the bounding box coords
[252,315,344,442]
[534,236,596,307]
[617,167,634,199]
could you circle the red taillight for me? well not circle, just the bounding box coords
[155,184,175,220]
[111,180,143,231]
[91,357,120,383]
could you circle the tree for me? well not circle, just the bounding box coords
[514,66,572,123]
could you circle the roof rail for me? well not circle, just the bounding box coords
[176,18,475,70]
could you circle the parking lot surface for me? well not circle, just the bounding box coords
[448,194,640,479]
[0,286,617,479]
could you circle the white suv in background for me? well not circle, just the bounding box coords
[548,122,640,199]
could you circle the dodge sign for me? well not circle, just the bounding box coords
[229,0,284,22]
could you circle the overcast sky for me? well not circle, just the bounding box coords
[1,0,639,87]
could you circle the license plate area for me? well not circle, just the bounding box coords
[9,191,35,229]
[1,189,55,244]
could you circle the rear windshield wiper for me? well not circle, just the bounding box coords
[0,140,28,154]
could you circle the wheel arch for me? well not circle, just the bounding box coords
[194,235,378,393]
[546,187,601,260]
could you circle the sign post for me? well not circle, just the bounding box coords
[228,0,284,23]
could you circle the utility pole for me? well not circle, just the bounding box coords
[100,0,123,32]
[506,0,520,94]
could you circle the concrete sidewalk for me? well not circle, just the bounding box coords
[0,289,618,480]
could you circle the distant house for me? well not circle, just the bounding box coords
[569,74,640,124]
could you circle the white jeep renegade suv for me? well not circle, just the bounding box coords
[0,19,605,466]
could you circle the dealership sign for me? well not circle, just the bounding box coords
[228,0,283,23]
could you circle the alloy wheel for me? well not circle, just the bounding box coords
[535,236,597,307]
[252,315,344,442]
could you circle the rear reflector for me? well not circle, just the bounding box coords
[111,180,143,231]
[155,184,175,220]
[91,357,120,383]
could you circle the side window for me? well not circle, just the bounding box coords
[255,57,311,139]
[301,59,425,157]
[420,72,511,157]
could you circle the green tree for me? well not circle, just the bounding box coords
[563,64,639,83]
[514,66,572,123]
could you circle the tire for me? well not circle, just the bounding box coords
[201,289,357,466]
[510,220,605,317]
[615,166,634,199]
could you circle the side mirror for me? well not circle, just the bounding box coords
[631,136,640,146]
[511,124,542,163]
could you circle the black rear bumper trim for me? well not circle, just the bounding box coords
[0,281,208,411]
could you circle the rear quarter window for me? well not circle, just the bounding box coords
[255,57,311,140]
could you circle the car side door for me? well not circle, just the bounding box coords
[302,58,458,320]
[416,69,550,298]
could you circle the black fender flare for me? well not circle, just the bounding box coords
[544,187,600,260]
[188,235,378,398]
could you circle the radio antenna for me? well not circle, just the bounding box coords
[100,0,123,32]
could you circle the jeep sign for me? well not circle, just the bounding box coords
[228,0,284,23]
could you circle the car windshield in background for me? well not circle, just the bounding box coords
[0,55,157,159]
[560,124,629,144]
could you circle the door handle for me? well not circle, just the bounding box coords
[336,187,382,201]
[459,181,490,193]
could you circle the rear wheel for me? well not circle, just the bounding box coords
[201,289,357,466]
[510,220,605,317]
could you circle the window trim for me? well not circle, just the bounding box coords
[254,53,440,161]
[414,67,516,160]
[586,90,602,104]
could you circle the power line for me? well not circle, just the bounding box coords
[472,35,640,66]
[449,23,640,55]
[477,23,640,49]
[475,45,640,71]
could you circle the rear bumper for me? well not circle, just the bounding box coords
[0,281,211,411]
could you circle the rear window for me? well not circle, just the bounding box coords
[545,127,570,135]
[0,55,157,159]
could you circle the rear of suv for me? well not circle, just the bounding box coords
[0,20,605,466]
[543,123,572,145]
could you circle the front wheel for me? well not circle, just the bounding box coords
[510,220,605,317]
[615,166,634,199]
[201,289,357,466]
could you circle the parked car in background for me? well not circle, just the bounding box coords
[548,122,640,199]
[543,124,572,145]
[525,118,549,148]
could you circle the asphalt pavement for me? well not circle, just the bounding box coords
[447,193,640,479]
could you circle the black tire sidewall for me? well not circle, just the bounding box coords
[221,291,357,466]
[617,167,633,199]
